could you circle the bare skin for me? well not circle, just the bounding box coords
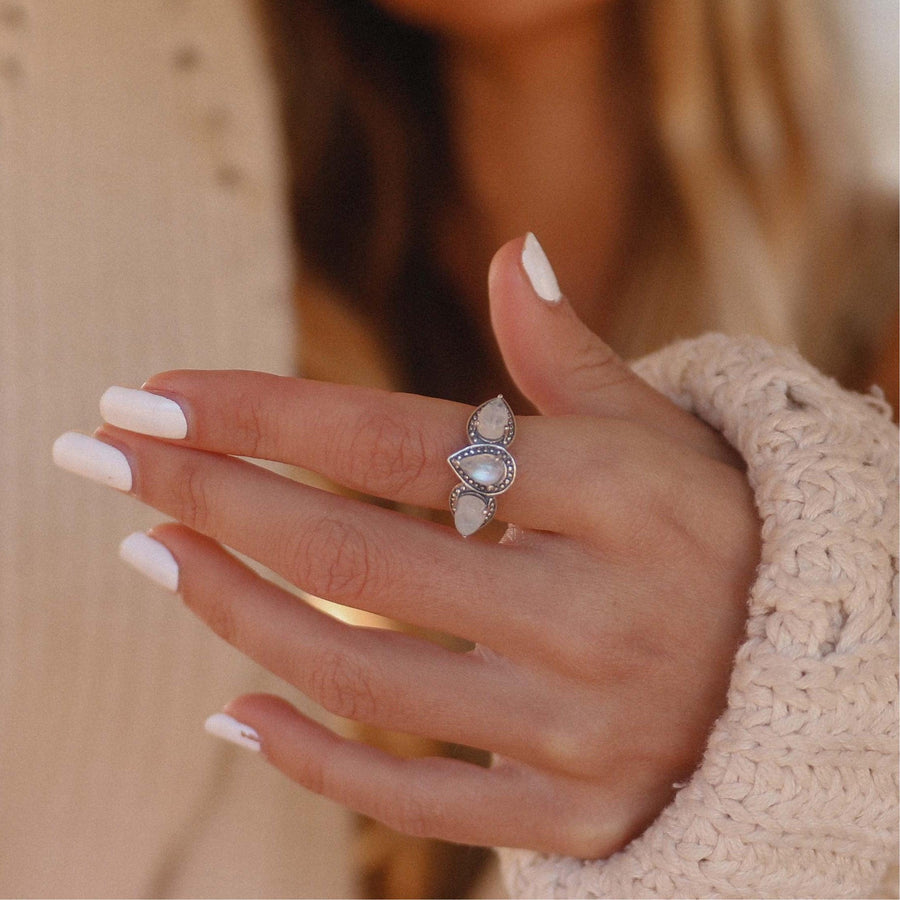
[440,1,638,338]
[92,237,760,855]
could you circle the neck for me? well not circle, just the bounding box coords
[441,5,640,330]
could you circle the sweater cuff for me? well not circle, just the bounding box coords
[499,334,898,899]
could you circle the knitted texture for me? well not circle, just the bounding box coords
[499,334,899,899]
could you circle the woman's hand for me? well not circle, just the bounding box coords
[69,235,759,857]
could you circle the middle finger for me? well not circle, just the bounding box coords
[95,424,555,652]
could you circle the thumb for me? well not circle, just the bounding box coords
[489,232,657,419]
[488,234,728,457]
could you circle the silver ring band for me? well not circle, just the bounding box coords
[447,396,516,536]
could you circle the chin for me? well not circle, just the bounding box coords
[371,0,607,40]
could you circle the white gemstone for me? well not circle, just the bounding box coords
[476,398,509,441]
[459,452,505,486]
[454,493,487,537]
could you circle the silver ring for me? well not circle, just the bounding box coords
[447,396,516,536]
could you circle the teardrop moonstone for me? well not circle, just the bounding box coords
[458,452,505,487]
[454,493,488,536]
[475,398,509,441]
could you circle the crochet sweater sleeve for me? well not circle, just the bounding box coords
[498,334,899,899]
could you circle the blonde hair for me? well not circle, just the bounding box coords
[620,0,896,389]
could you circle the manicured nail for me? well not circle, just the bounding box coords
[119,532,179,592]
[204,713,261,752]
[522,232,562,304]
[52,432,133,491]
[100,386,188,439]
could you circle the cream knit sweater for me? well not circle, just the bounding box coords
[500,335,899,899]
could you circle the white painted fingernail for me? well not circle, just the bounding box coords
[52,432,133,491]
[204,713,261,752]
[119,532,180,592]
[522,232,562,304]
[100,386,188,439]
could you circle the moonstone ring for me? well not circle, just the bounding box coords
[447,396,516,536]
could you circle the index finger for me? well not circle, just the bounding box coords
[104,371,468,500]
[100,373,718,539]
[102,373,603,534]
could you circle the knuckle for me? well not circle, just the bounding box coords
[590,432,681,552]
[292,515,387,606]
[178,461,216,534]
[545,790,627,858]
[308,647,378,722]
[566,336,631,394]
[384,788,440,840]
[536,712,604,776]
[229,387,271,458]
[559,813,621,859]
[344,408,430,496]
[192,590,242,648]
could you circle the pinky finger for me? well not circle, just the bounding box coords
[212,693,607,857]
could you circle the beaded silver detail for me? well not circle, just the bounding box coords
[448,395,516,536]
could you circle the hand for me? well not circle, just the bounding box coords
[89,235,759,857]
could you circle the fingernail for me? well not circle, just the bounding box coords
[100,386,188,439]
[204,713,261,752]
[52,432,133,491]
[119,532,180,592]
[522,232,562,304]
